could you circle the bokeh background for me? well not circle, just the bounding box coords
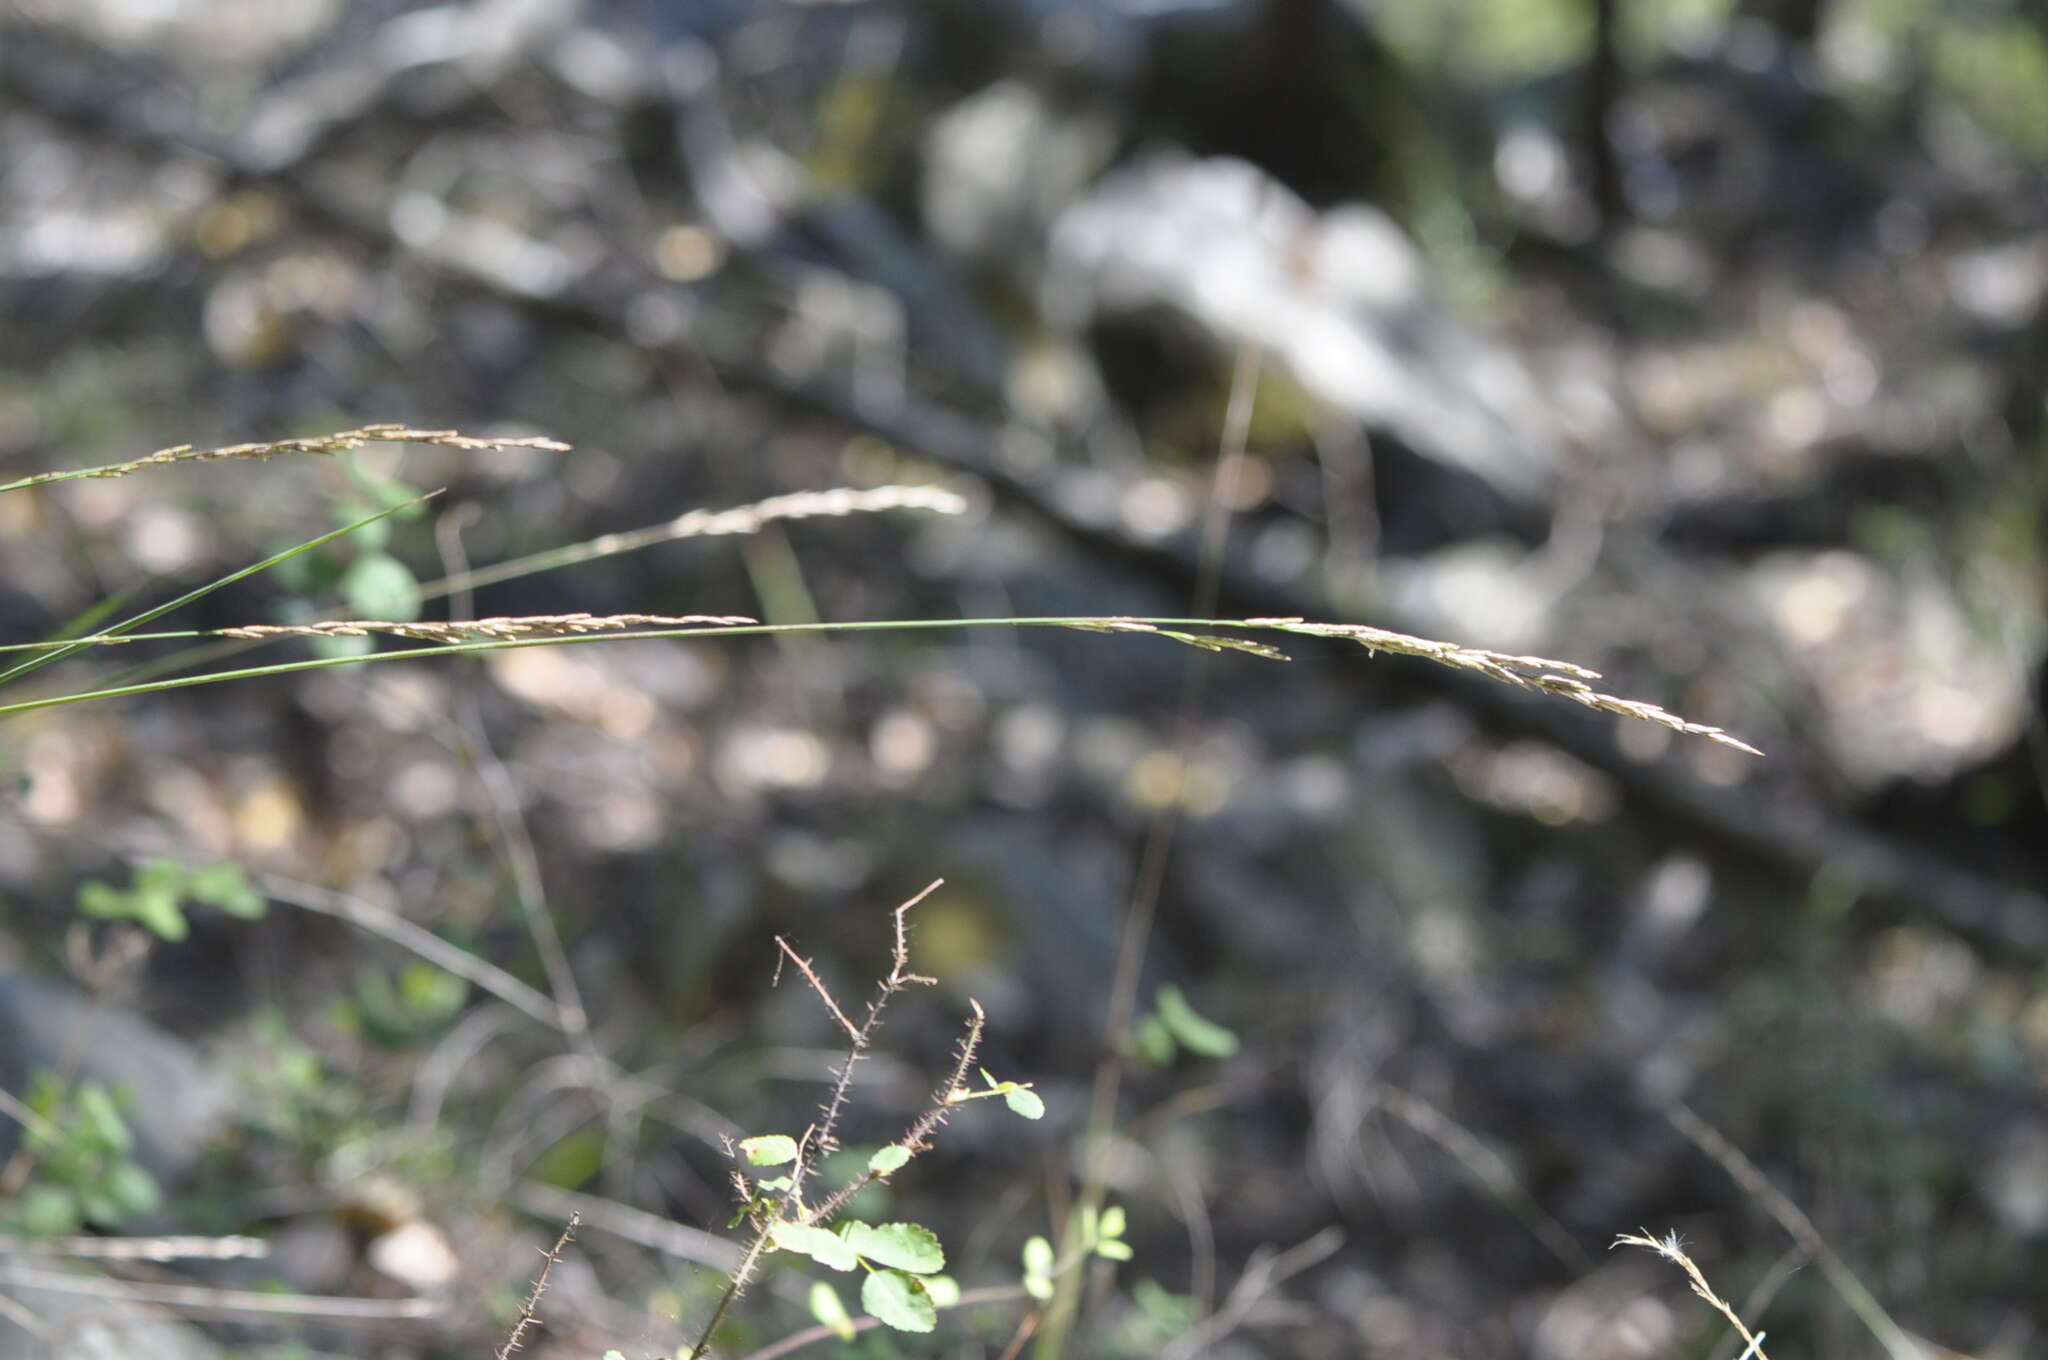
[2,0,2046,1356]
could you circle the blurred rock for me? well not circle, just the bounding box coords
[0,973,234,1183]
[1048,155,1560,506]
[0,1263,220,1360]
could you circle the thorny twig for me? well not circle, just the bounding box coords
[495,1213,580,1360]
[685,881,975,1359]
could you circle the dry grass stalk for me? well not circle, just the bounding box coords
[1613,1229,1771,1360]
[0,1262,441,1322]
[219,612,754,642]
[0,1233,266,1261]
[1,424,569,492]
[600,485,967,543]
[421,484,971,599]
[1244,617,1764,755]
[1666,1103,1926,1360]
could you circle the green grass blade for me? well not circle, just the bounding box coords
[0,618,1131,718]
[0,493,439,688]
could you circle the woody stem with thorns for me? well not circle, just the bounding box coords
[684,881,984,1359]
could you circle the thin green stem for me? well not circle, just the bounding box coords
[0,617,1258,717]
[0,495,433,686]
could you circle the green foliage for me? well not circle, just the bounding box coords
[741,1134,801,1166]
[345,961,469,1046]
[843,1221,944,1274]
[1132,984,1239,1065]
[808,1280,857,1340]
[861,1267,936,1333]
[75,857,265,942]
[269,458,426,630]
[527,1129,607,1190]
[1121,1279,1197,1350]
[1022,1235,1057,1301]
[1021,1204,1133,1301]
[1,1075,160,1234]
[769,1221,860,1271]
[237,1016,364,1170]
[943,1067,1043,1118]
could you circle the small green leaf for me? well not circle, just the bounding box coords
[808,1281,856,1341]
[529,1129,606,1189]
[1100,1205,1127,1239]
[136,859,186,896]
[1131,1015,1177,1066]
[6,1184,82,1236]
[1095,1239,1134,1261]
[740,1135,800,1167]
[1023,1268,1054,1302]
[101,1161,161,1219]
[186,861,266,918]
[757,1176,794,1192]
[868,1144,911,1176]
[397,963,467,1022]
[130,887,189,941]
[1022,1235,1055,1275]
[861,1269,936,1333]
[770,1221,858,1271]
[76,880,127,919]
[1155,985,1238,1058]
[843,1221,944,1274]
[76,1083,132,1153]
[924,1275,961,1308]
[339,551,421,622]
[1003,1086,1045,1120]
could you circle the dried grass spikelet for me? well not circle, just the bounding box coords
[1246,617,1763,756]
[218,612,754,642]
[81,425,570,479]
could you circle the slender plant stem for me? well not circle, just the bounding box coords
[1035,343,1264,1359]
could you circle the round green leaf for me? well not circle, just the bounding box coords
[75,880,126,920]
[136,859,186,896]
[129,886,189,941]
[843,1221,944,1274]
[1022,1235,1055,1275]
[186,862,266,918]
[1100,1205,1127,1239]
[740,1135,800,1167]
[339,551,421,622]
[924,1275,961,1308]
[1003,1086,1045,1120]
[862,1269,936,1333]
[1131,1014,1177,1066]
[101,1161,161,1219]
[868,1144,911,1176]
[1094,1239,1134,1261]
[7,1184,82,1236]
[76,1083,132,1153]
[770,1221,858,1271]
[808,1281,856,1341]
